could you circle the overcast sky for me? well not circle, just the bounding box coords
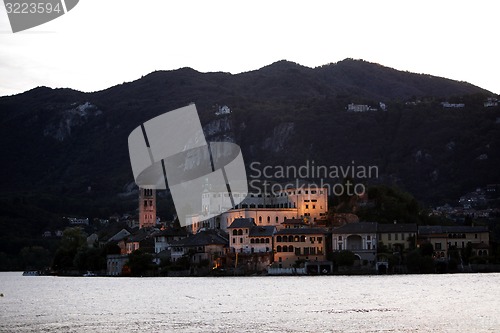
[0,0,499,97]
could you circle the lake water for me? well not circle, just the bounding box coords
[1,272,499,332]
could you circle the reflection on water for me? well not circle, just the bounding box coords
[1,272,499,332]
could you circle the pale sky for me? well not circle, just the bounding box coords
[0,0,499,97]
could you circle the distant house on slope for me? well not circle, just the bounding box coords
[441,102,465,108]
[346,103,378,112]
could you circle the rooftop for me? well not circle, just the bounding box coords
[276,228,327,235]
[378,223,418,233]
[170,230,228,247]
[228,218,256,229]
[249,226,276,237]
[332,222,378,234]
[418,225,489,235]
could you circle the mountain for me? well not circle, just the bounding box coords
[0,59,498,224]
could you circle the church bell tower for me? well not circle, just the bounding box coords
[139,187,156,228]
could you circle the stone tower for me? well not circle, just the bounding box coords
[139,187,156,228]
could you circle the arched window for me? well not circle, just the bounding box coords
[289,245,294,252]
[237,229,243,235]
[277,236,282,242]
[250,238,254,244]
[267,216,271,223]
[294,236,299,242]
[260,238,265,243]
[301,235,306,242]
[282,245,288,252]
[265,238,270,243]
[276,216,279,222]
[277,246,282,252]
[259,216,262,223]
[232,230,237,236]
[255,238,260,244]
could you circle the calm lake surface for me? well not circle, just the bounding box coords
[1,272,499,332]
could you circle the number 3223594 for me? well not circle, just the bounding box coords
[5,2,62,14]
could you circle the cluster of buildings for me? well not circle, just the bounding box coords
[100,185,491,276]
[431,184,500,221]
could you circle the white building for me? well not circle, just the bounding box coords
[187,184,328,233]
[332,222,378,262]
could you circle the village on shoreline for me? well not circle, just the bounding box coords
[26,182,500,278]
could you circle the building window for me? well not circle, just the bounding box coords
[435,243,442,250]
[267,216,270,223]
[295,247,301,255]
[395,234,399,241]
[259,216,262,223]
[276,216,279,222]
[305,205,309,209]
[312,205,316,209]
[339,244,342,250]
[475,234,478,239]
[277,236,282,242]
[388,234,392,241]
[338,236,342,241]
[240,238,243,243]
[277,246,282,252]
[318,237,322,243]
[367,235,371,241]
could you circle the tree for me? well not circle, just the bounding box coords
[19,246,51,270]
[127,250,155,276]
[52,227,87,271]
[332,250,356,266]
[419,242,434,257]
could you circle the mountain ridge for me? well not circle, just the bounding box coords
[0,58,498,220]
